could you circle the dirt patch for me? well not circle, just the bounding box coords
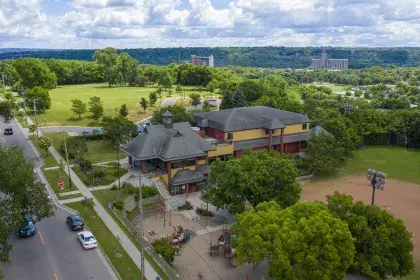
[302,175,420,264]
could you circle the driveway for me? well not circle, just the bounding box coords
[160,97,179,108]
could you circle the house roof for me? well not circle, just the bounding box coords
[196,164,211,175]
[171,169,206,185]
[162,111,173,118]
[194,106,309,132]
[123,122,214,161]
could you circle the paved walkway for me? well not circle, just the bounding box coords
[61,190,81,196]
[160,97,179,108]
[47,146,161,280]
[60,196,86,204]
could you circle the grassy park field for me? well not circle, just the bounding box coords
[21,83,216,126]
[306,82,350,93]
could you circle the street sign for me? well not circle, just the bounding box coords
[58,180,64,189]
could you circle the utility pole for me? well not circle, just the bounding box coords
[64,134,73,189]
[20,86,28,124]
[117,141,121,190]
[138,173,145,280]
[33,99,39,139]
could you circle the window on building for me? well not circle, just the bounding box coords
[227,132,233,140]
[265,129,269,135]
[302,123,308,130]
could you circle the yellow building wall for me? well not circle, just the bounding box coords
[170,166,196,179]
[229,129,266,141]
[208,144,234,157]
[198,159,206,165]
[283,123,309,135]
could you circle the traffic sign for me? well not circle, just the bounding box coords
[58,180,64,188]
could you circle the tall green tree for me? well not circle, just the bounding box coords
[0,91,15,122]
[219,91,234,110]
[149,91,157,107]
[202,100,211,112]
[158,70,173,90]
[118,104,129,118]
[306,131,346,174]
[26,86,51,111]
[101,116,138,144]
[38,135,53,155]
[88,96,104,122]
[189,93,201,108]
[327,192,415,279]
[233,201,355,280]
[207,151,301,214]
[118,52,138,86]
[93,47,119,87]
[232,90,247,108]
[140,97,148,113]
[12,58,57,90]
[70,99,87,119]
[151,105,193,124]
[0,147,54,278]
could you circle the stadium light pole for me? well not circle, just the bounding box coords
[367,169,386,205]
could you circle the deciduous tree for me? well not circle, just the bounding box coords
[26,86,51,111]
[233,201,355,280]
[71,99,87,119]
[101,116,138,144]
[12,58,57,90]
[189,93,201,107]
[202,100,210,112]
[38,135,52,155]
[140,97,148,113]
[327,192,415,279]
[118,104,129,118]
[158,70,173,90]
[151,105,193,124]
[93,47,119,87]
[0,147,54,278]
[207,151,302,213]
[88,96,104,122]
[149,91,157,107]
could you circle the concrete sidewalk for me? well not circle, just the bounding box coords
[47,145,162,280]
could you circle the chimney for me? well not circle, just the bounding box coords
[162,111,174,129]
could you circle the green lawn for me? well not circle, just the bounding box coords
[57,192,83,200]
[43,132,118,163]
[66,201,142,280]
[21,83,216,127]
[91,188,169,280]
[73,162,127,187]
[29,136,58,168]
[42,168,73,194]
[343,146,420,184]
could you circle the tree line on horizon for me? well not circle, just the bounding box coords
[1,46,420,68]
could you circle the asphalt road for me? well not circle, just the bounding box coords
[40,126,99,135]
[0,208,116,280]
[0,119,41,168]
[0,117,116,280]
[160,97,179,107]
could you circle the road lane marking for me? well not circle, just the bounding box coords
[54,273,59,280]
[39,231,45,245]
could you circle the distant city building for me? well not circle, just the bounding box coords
[311,49,348,70]
[190,55,214,67]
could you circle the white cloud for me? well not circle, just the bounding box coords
[1,0,420,48]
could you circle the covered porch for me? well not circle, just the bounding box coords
[170,168,209,196]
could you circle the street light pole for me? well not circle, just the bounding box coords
[367,169,386,205]
[138,173,145,280]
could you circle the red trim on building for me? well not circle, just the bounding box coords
[207,127,225,141]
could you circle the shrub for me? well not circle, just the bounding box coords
[195,206,214,217]
[78,158,93,171]
[152,237,180,264]
[178,200,193,211]
[113,198,124,210]
[93,169,105,178]
[29,124,36,133]
[142,186,159,198]
[77,134,104,141]
[111,184,118,190]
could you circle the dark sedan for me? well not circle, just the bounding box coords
[19,215,36,237]
[66,215,84,231]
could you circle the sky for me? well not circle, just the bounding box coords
[1,0,420,49]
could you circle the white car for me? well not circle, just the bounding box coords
[77,231,98,249]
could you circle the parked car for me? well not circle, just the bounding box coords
[92,128,102,135]
[19,215,36,237]
[66,215,84,231]
[82,130,91,136]
[4,127,13,135]
[77,231,98,249]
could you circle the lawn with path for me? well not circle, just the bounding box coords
[305,83,350,93]
[43,132,118,163]
[21,83,216,126]
[42,167,73,194]
[66,200,142,280]
[29,136,58,168]
[343,146,420,184]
